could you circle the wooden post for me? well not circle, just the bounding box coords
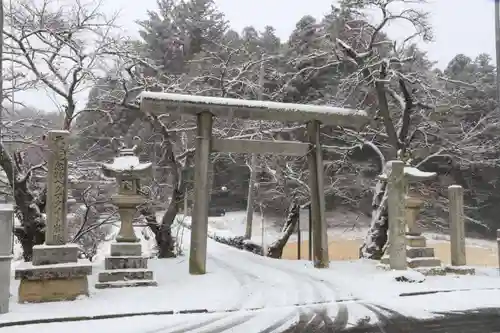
[244,154,257,239]
[449,185,466,266]
[497,230,500,275]
[297,219,301,260]
[387,160,407,270]
[189,111,213,275]
[244,61,264,239]
[308,204,312,261]
[306,121,329,268]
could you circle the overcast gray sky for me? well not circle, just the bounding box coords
[15,0,496,111]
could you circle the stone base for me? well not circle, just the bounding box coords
[95,279,158,289]
[407,235,427,248]
[32,244,79,266]
[382,234,443,270]
[98,269,153,282]
[110,243,142,256]
[406,246,434,258]
[444,265,476,275]
[18,276,89,303]
[97,255,157,289]
[105,256,148,270]
[377,263,446,276]
[15,260,92,303]
[408,257,442,268]
[15,261,92,280]
[414,266,447,276]
[380,254,442,269]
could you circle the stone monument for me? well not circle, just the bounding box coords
[0,204,14,313]
[95,137,157,288]
[15,130,92,303]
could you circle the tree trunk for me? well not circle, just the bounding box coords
[0,144,45,261]
[142,112,190,259]
[359,179,389,259]
[267,200,300,258]
[12,179,46,261]
[140,187,181,258]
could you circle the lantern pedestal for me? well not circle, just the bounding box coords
[95,241,157,289]
[381,194,443,274]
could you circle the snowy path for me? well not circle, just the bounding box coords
[1,228,362,329]
[5,217,500,332]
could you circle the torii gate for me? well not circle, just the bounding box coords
[140,92,369,274]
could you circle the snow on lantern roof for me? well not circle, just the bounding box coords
[101,139,152,179]
[403,166,436,182]
[140,92,369,129]
[378,164,436,182]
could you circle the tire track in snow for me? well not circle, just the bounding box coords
[233,252,345,305]
[193,307,299,333]
[148,232,355,333]
[147,255,258,333]
[151,255,262,333]
[148,247,305,333]
[209,246,307,307]
[178,309,298,333]
[259,258,359,305]
[193,312,255,333]
[257,310,299,333]
[209,255,267,310]
[144,313,227,333]
[149,309,299,333]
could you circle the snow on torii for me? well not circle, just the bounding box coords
[140,92,369,275]
[141,92,368,128]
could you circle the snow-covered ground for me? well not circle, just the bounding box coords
[198,210,499,260]
[3,213,500,332]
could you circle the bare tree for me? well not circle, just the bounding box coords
[68,185,116,260]
[3,0,120,260]
[328,0,500,258]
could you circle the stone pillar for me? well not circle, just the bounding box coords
[306,120,329,268]
[387,160,407,270]
[449,185,466,266]
[405,196,423,236]
[114,192,140,243]
[15,130,92,303]
[0,204,13,313]
[189,111,213,275]
[497,230,500,275]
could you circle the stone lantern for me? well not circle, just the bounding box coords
[95,137,157,289]
[405,195,424,236]
[403,165,436,237]
[401,165,445,271]
[380,163,443,271]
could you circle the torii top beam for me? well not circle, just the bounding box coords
[140,92,369,130]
